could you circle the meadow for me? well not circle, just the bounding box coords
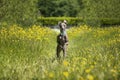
[0,25,120,80]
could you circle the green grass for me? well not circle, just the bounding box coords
[0,26,120,80]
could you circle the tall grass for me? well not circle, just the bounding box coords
[67,26,120,80]
[0,25,120,80]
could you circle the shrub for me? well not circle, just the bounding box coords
[37,17,120,27]
[37,17,83,27]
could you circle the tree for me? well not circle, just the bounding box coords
[38,0,80,17]
[0,0,38,26]
[38,0,57,17]
[78,0,120,26]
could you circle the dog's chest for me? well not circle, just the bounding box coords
[59,36,66,44]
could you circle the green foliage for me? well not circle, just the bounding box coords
[37,17,83,26]
[38,0,80,17]
[37,0,120,26]
[78,0,120,26]
[0,0,120,26]
[101,18,120,25]
[37,17,120,27]
[0,0,38,26]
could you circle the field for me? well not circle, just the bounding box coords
[0,25,120,80]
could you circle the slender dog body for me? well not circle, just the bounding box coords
[56,34,68,58]
[56,20,68,59]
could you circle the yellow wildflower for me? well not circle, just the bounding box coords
[85,69,91,73]
[49,72,54,78]
[63,60,69,66]
[87,74,94,80]
[90,65,94,69]
[63,71,69,78]
[110,69,117,73]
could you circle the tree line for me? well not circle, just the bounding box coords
[0,0,120,26]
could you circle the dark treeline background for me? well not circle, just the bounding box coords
[0,0,120,26]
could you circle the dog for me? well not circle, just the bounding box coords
[56,33,68,59]
[55,20,68,59]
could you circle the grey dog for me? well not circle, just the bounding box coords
[56,20,69,59]
[56,34,68,59]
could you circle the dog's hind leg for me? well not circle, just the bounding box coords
[56,45,62,59]
[63,45,67,58]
